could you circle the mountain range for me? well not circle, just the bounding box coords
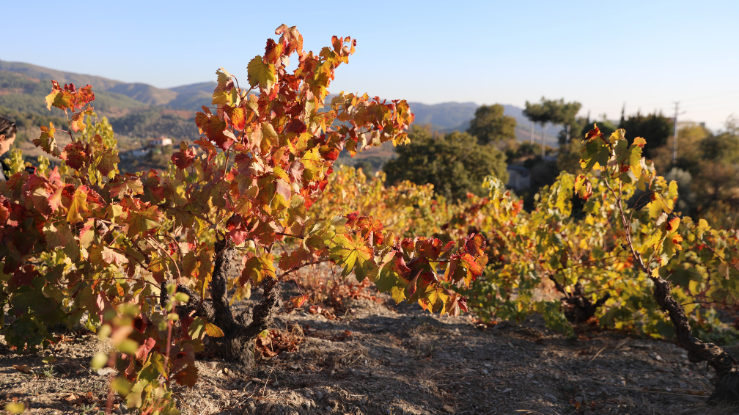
[0,59,561,144]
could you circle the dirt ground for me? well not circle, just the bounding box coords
[3,283,739,415]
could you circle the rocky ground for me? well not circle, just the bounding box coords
[2,284,739,415]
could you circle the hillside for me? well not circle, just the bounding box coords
[0,59,563,173]
[0,60,216,113]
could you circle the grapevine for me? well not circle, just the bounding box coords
[3,24,739,411]
[0,25,489,412]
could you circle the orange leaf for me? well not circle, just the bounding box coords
[12,364,31,374]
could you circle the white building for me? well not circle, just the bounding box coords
[149,137,173,147]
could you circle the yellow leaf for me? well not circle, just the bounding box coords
[66,186,89,224]
[688,279,700,295]
[5,402,25,414]
[247,56,276,91]
[205,323,225,338]
[240,254,276,285]
[697,219,710,239]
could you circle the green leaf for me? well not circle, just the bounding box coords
[127,380,147,408]
[329,234,374,278]
[173,292,190,304]
[187,317,207,340]
[539,301,573,337]
[376,263,401,293]
[91,352,109,369]
[247,56,276,91]
[111,376,132,396]
[118,339,139,355]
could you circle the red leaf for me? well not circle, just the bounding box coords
[11,265,38,288]
[135,337,156,361]
[584,126,602,141]
[171,146,197,169]
[285,119,307,134]
[61,142,88,171]
[173,364,198,387]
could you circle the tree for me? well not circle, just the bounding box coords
[466,104,516,145]
[619,110,673,157]
[383,126,508,201]
[643,123,738,226]
[0,27,488,412]
[524,97,582,155]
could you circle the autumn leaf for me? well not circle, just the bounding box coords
[171,143,197,169]
[62,142,88,170]
[574,175,592,200]
[329,234,376,280]
[96,150,119,176]
[289,295,309,308]
[173,364,198,387]
[240,254,276,285]
[247,56,277,91]
[195,107,233,150]
[110,175,145,199]
[126,204,163,238]
[205,323,225,338]
[33,123,61,157]
[12,364,31,374]
[67,186,90,224]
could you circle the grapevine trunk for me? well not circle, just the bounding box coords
[549,278,610,324]
[175,240,282,368]
[649,274,739,404]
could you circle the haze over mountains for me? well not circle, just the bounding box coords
[0,59,215,113]
[0,59,561,143]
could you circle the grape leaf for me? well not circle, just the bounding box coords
[247,56,277,92]
[240,254,276,285]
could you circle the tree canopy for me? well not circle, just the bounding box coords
[383,126,508,200]
[466,104,517,145]
[523,97,581,128]
[619,110,673,156]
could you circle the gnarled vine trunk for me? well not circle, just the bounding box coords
[173,240,281,368]
[549,277,610,324]
[650,275,739,405]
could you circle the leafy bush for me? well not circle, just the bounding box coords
[383,126,508,200]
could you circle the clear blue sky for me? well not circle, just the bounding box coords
[3,0,738,130]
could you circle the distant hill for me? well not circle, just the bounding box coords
[0,60,213,112]
[166,82,216,111]
[0,69,147,117]
[406,101,478,129]
[107,83,177,106]
[0,59,562,147]
[0,60,122,90]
